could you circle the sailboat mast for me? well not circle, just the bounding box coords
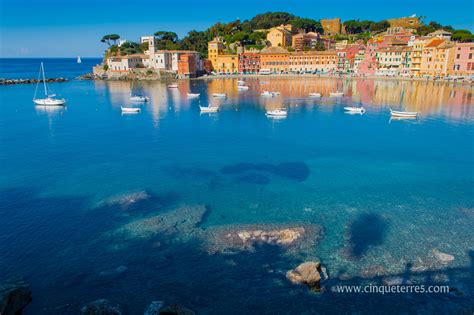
[41,62,48,97]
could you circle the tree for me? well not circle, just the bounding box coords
[290,18,323,33]
[248,31,267,45]
[452,30,474,42]
[370,20,389,32]
[101,34,120,46]
[314,41,325,51]
[154,31,178,43]
[248,12,295,29]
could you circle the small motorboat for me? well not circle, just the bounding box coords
[212,93,227,98]
[187,93,200,98]
[168,84,178,88]
[266,109,287,117]
[121,106,140,113]
[237,85,249,90]
[309,93,322,98]
[261,91,279,97]
[129,95,150,102]
[237,80,245,86]
[200,105,219,113]
[344,106,365,114]
[329,92,344,97]
[390,108,418,117]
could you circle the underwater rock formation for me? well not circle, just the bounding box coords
[143,301,164,314]
[432,249,455,264]
[205,223,323,253]
[101,191,151,210]
[80,299,122,315]
[0,280,32,315]
[113,205,208,240]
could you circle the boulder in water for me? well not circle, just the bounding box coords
[0,280,32,315]
[286,261,324,291]
[80,299,122,315]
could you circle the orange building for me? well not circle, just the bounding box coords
[259,46,290,73]
[288,50,338,73]
[420,38,455,76]
[177,53,197,77]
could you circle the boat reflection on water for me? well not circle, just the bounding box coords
[389,116,419,123]
[35,104,66,115]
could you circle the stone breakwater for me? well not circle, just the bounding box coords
[0,78,68,85]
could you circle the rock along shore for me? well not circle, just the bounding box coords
[0,78,68,85]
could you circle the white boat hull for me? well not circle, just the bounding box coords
[168,84,178,88]
[212,93,227,98]
[309,93,322,97]
[200,106,219,113]
[390,109,418,117]
[33,98,66,106]
[329,92,344,97]
[187,93,200,98]
[344,106,365,113]
[130,96,150,102]
[266,110,287,117]
[121,106,140,113]
[237,86,249,90]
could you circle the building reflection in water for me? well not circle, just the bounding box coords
[98,77,472,123]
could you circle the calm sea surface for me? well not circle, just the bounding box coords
[0,59,473,314]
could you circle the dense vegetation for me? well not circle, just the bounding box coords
[101,12,473,58]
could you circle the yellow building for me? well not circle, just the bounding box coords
[420,38,455,76]
[267,27,292,47]
[208,37,224,70]
[410,39,424,76]
[215,54,238,74]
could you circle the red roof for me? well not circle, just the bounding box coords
[425,39,444,48]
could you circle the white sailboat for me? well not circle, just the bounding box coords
[266,109,287,117]
[33,62,66,106]
[77,56,82,64]
[129,80,150,102]
[121,106,140,113]
[344,106,365,114]
[187,93,200,98]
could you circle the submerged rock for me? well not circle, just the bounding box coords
[80,299,122,315]
[113,205,208,240]
[98,266,128,279]
[144,300,164,314]
[0,280,32,315]
[432,249,454,264]
[158,304,195,315]
[286,261,325,291]
[205,223,323,253]
[102,191,151,210]
[361,265,387,278]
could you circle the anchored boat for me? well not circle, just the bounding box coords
[266,109,287,117]
[390,108,418,117]
[344,106,365,114]
[309,92,322,97]
[212,93,227,98]
[168,84,178,88]
[200,105,219,113]
[33,62,66,106]
[121,106,140,113]
[187,93,200,98]
[329,92,344,97]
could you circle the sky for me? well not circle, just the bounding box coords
[0,0,473,57]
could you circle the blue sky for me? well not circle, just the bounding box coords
[0,0,473,57]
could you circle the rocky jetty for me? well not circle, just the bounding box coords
[76,73,95,80]
[286,261,328,291]
[80,299,122,315]
[205,223,323,254]
[0,280,32,315]
[0,77,68,85]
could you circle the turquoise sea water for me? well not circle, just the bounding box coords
[0,60,473,314]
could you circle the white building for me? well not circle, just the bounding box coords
[106,54,149,71]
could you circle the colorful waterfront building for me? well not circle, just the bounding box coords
[177,53,199,78]
[410,39,425,76]
[267,27,292,47]
[208,37,224,70]
[288,50,338,73]
[215,54,238,74]
[260,46,290,73]
[420,38,455,76]
[291,32,319,51]
[106,54,149,72]
[238,52,261,74]
[450,42,474,76]
[375,46,412,76]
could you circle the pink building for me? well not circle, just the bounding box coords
[451,42,474,76]
[357,38,388,75]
